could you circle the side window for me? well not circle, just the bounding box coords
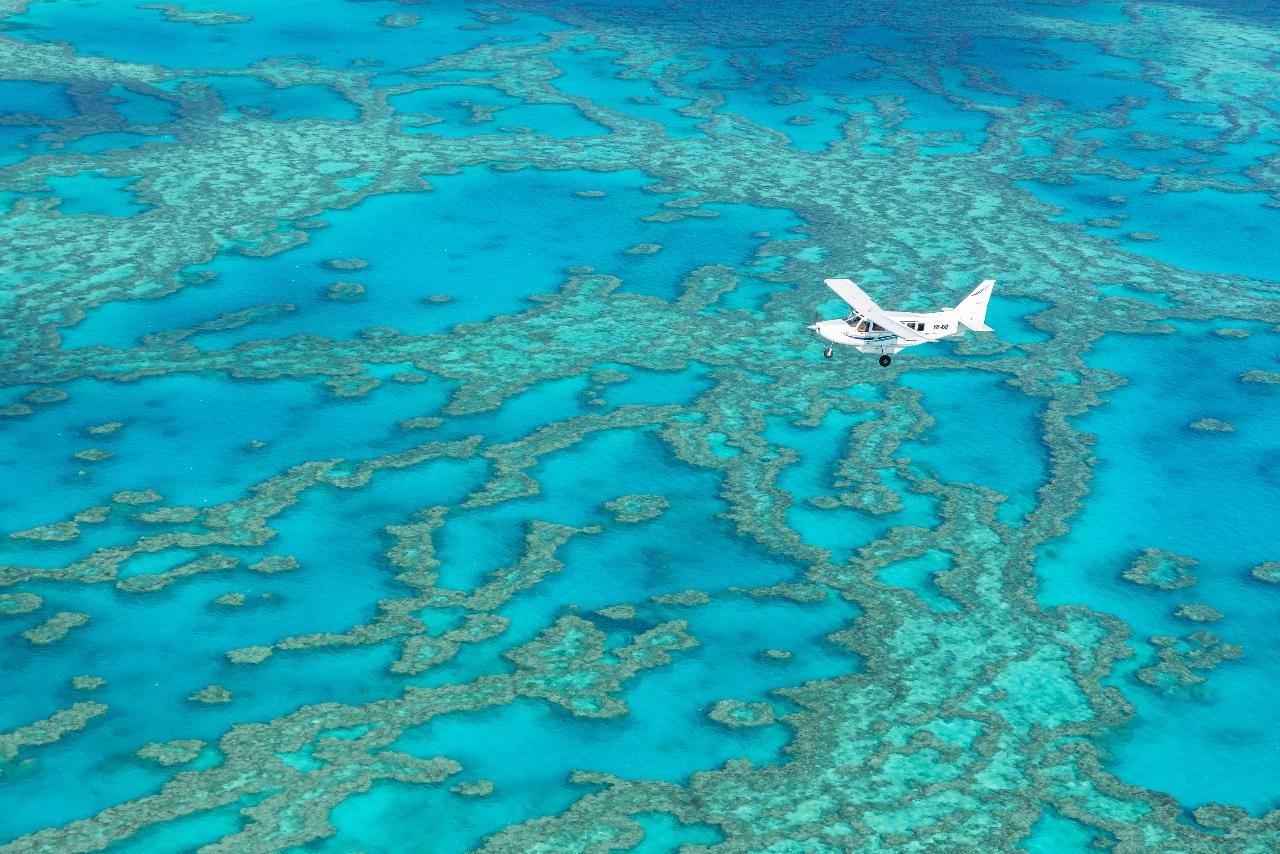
[871,322,884,332]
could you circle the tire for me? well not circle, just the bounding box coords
[879,355,892,367]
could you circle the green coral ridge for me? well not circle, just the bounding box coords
[1174,604,1224,623]
[70,675,107,691]
[137,3,250,25]
[24,387,68,405]
[0,592,42,616]
[708,700,776,729]
[325,281,366,302]
[325,258,369,271]
[1122,548,1199,591]
[86,421,125,435]
[226,645,273,665]
[1251,563,1280,586]
[451,779,496,797]
[9,521,78,542]
[113,491,165,504]
[248,555,300,574]
[137,739,206,767]
[0,703,109,768]
[379,12,420,29]
[1137,633,1244,698]
[73,506,111,524]
[22,611,89,645]
[623,243,662,255]
[189,685,233,705]
[1189,417,1235,432]
[649,589,711,607]
[2,0,1280,850]
[116,553,239,593]
[603,494,669,523]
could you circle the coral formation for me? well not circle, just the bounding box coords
[1,0,1279,849]
[1189,418,1234,432]
[137,739,206,766]
[1122,548,1199,591]
[708,699,776,728]
[603,494,668,523]
[21,612,89,645]
[188,685,233,705]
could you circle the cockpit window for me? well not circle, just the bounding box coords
[870,322,884,332]
[855,320,869,333]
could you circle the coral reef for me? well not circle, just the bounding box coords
[137,739,206,766]
[1,0,1279,849]
[1122,548,1198,591]
[708,700,776,728]
[21,611,89,645]
[603,494,668,523]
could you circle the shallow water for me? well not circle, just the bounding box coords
[4,0,1280,850]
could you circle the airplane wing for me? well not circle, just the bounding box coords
[823,279,918,338]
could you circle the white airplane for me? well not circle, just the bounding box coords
[809,278,996,366]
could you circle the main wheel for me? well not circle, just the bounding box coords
[879,355,892,367]
[823,347,833,359]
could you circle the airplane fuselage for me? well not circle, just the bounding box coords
[812,309,958,356]
[812,277,995,365]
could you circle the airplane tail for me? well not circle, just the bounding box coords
[953,279,995,332]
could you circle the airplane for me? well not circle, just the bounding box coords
[809,278,996,366]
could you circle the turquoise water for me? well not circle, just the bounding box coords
[1018,176,1280,280]
[154,76,361,122]
[44,172,152,216]
[0,80,75,118]
[6,0,557,73]
[5,0,1280,851]
[390,84,609,138]
[104,85,178,126]
[61,166,798,350]
[546,41,704,139]
[1037,321,1280,812]
[900,369,1048,525]
[60,132,179,155]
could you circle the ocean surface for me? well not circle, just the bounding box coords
[2,0,1279,851]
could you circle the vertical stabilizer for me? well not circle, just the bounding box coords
[954,279,995,332]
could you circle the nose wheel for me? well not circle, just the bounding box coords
[823,347,833,359]
[879,355,892,367]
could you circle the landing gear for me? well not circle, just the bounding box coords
[823,347,834,359]
[879,355,892,367]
